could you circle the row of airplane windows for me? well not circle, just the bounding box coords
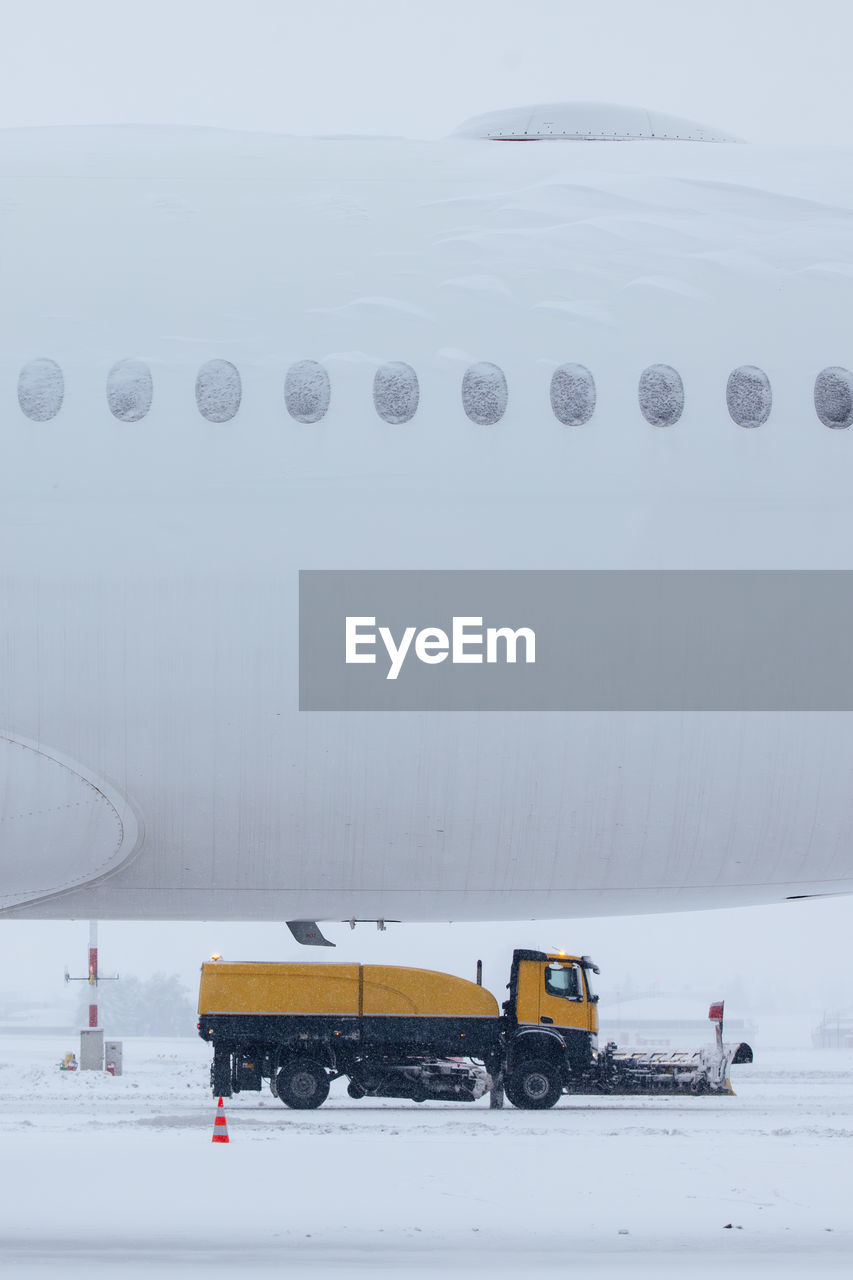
[11,357,853,429]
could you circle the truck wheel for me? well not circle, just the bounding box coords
[276,1059,330,1110]
[505,1059,562,1110]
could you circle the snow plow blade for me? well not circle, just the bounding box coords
[596,1000,752,1095]
[601,1042,752,1094]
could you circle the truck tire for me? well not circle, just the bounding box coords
[505,1059,562,1110]
[276,1058,330,1110]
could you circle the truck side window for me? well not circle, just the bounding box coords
[544,964,581,1000]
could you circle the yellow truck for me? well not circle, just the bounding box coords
[197,949,752,1110]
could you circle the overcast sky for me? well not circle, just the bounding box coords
[1,1,852,1037]
[0,0,852,145]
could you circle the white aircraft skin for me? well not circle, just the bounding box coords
[2,104,853,922]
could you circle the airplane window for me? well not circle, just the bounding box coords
[726,365,772,427]
[196,359,241,423]
[814,367,853,429]
[550,363,595,425]
[285,360,331,423]
[462,361,508,425]
[18,358,64,421]
[373,361,419,424]
[107,359,153,422]
[638,364,683,426]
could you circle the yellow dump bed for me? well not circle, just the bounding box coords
[198,962,500,1019]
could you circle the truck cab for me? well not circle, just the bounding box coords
[501,949,600,1103]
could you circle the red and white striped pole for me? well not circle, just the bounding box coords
[88,920,98,1028]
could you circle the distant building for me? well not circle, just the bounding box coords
[600,994,757,1049]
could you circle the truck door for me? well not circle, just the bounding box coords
[538,961,592,1035]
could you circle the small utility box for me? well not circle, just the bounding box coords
[105,1041,123,1076]
[80,1028,104,1071]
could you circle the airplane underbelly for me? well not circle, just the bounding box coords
[2,566,852,918]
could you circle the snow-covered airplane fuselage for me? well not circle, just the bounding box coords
[3,106,853,921]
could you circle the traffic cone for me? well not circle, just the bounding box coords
[211,1096,229,1143]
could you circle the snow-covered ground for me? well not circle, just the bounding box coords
[0,1035,850,1277]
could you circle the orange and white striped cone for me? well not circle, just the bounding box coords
[211,1096,230,1144]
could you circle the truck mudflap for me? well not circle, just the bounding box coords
[597,1001,753,1096]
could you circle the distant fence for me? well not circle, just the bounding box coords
[812,1019,853,1049]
